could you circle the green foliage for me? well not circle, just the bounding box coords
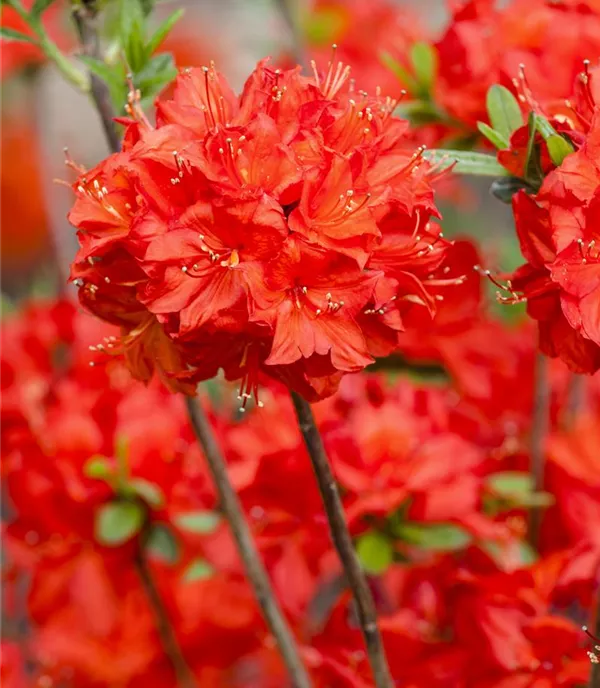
[356,531,394,574]
[183,558,215,582]
[0,27,38,43]
[410,42,438,96]
[78,0,183,113]
[477,122,509,150]
[84,456,112,480]
[30,0,57,18]
[395,523,472,552]
[423,150,509,177]
[486,471,554,509]
[128,478,165,508]
[145,523,180,563]
[485,85,523,141]
[175,511,222,534]
[96,500,145,546]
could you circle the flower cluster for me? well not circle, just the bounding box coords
[67,57,456,403]
[2,298,597,687]
[497,67,600,372]
[435,0,600,134]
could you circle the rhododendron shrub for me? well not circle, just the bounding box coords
[68,57,457,403]
[2,299,597,687]
[4,0,600,685]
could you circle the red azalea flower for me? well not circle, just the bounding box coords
[434,0,600,133]
[507,107,600,373]
[67,57,450,401]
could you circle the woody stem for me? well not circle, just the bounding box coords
[71,0,121,153]
[184,396,313,688]
[564,373,586,427]
[589,590,600,688]
[290,391,394,688]
[134,545,196,688]
[528,352,550,548]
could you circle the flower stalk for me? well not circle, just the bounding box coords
[185,396,313,688]
[290,391,394,688]
[134,544,196,688]
[528,352,550,548]
[71,0,121,153]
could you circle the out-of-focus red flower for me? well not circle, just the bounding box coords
[304,0,427,97]
[0,0,71,80]
[67,56,456,402]
[0,113,51,277]
[435,0,600,132]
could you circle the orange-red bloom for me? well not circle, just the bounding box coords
[67,57,455,401]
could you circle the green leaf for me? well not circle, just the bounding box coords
[0,27,38,44]
[423,149,509,177]
[30,0,57,18]
[380,51,418,94]
[410,42,437,93]
[183,558,214,582]
[523,111,542,186]
[174,511,221,534]
[477,122,509,150]
[396,523,472,552]
[145,8,184,58]
[486,471,554,508]
[546,134,574,167]
[486,85,523,141]
[533,113,555,140]
[145,523,180,563]
[84,456,112,481]
[134,52,177,100]
[96,501,144,546]
[129,478,164,508]
[356,531,394,574]
[78,55,126,109]
[120,0,147,72]
[483,540,539,567]
[487,471,533,497]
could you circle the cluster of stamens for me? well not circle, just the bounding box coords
[583,626,600,664]
[474,265,523,304]
[577,237,600,263]
[364,295,397,316]
[311,46,352,99]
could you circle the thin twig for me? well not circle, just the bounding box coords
[290,392,394,688]
[71,1,121,154]
[134,547,196,688]
[564,373,586,427]
[528,352,550,548]
[274,0,307,69]
[185,396,313,688]
[585,588,600,687]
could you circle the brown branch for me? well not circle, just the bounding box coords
[184,396,313,688]
[134,548,197,688]
[72,1,121,154]
[564,373,586,428]
[290,392,394,688]
[528,352,550,548]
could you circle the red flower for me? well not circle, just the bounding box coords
[434,0,600,133]
[67,57,449,401]
[507,109,600,373]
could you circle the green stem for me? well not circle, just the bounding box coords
[5,0,89,92]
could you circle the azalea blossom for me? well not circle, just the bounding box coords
[67,56,457,403]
